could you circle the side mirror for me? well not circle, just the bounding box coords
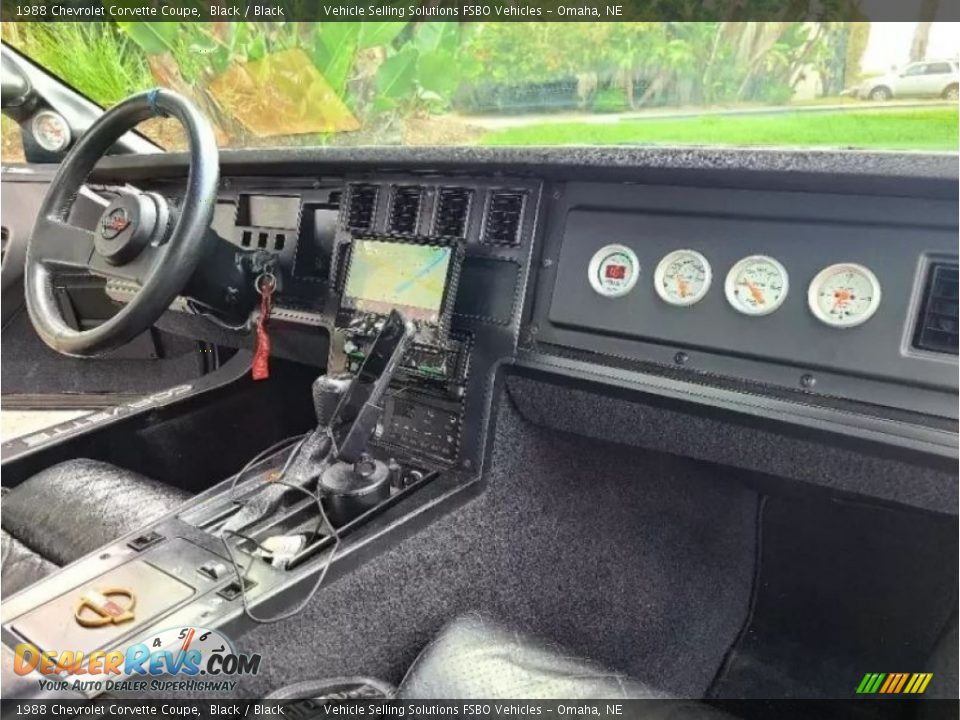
[0,52,32,109]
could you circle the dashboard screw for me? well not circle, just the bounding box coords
[542,258,553,268]
[800,374,816,389]
[674,351,689,365]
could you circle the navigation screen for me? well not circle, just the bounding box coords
[343,240,452,323]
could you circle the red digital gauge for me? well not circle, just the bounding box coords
[588,244,639,298]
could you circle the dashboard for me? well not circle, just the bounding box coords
[538,181,957,417]
[4,146,955,469]
[190,175,541,470]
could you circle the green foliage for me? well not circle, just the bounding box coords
[4,23,153,106]
[4,20,925,151]
[481,106,960,151]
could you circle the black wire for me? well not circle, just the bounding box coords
[187,299,252,332]
[220,435,342,624]
[228,432,309,494]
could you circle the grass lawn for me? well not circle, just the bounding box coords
[480,106,959,151]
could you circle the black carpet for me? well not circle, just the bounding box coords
[233,393,759,698]
[1,308,205,400]
[710,494,958,701]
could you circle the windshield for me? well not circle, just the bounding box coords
[2,21,958,152]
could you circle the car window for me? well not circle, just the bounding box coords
[1,115,25,162]
[926,62,953,74]
[2,22,959,152]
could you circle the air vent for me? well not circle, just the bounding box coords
[482,190,525,246]
[346,184,378,231]
[434,187,473,239]
[914,262,958,355]
[389,186,423,235]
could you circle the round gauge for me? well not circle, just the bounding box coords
[588,244,640,298]
[724,255,789,316]
[654,249,712,306]
[144,626,236,665]
[31,110,71,152]
[807,263,881,328]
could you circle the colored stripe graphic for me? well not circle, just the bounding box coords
[857,673,932,694]
[893,673,909,693]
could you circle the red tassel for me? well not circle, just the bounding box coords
[252,281,273,381]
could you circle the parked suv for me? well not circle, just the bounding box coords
[858,59,959,101]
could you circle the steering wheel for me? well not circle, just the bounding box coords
[25,88,218,357]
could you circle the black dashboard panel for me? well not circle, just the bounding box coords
[534,181,958,419]
[7,146,954,458]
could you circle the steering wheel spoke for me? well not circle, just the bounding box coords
[88,243,159,285]
[32,216,97,270]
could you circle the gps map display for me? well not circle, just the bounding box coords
[344,240,452,323]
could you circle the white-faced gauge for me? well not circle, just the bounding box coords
[654,249,712,306]
[588,244,640,298]
[31,110,71,153]
[808,263,881,328]
[725,255,789,316]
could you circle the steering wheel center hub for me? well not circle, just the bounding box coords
[94,194,159,265]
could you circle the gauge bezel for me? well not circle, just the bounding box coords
[807,262,882,329]
[724,254,790,317]
[30,110,72,153]
[653,249,712,307]
[587,243,640,298]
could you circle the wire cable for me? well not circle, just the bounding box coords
[186,299,252,332]
[220,434,342,624]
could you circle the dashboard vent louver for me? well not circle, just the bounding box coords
[434,187,472,239]
[914,262,959,355]
[482,190,525,246]
[346,184,378,231]
[389,186,423,235]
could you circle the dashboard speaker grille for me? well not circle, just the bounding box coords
[389,186,422,235]
[347,184,378,231]
[434,187,472,239]
[482,190,525,246]
[914,262,959,355]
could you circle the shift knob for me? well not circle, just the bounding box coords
[312,373,353,428]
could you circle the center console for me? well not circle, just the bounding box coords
[1,175,542,700]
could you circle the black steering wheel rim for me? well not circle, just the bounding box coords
[25,88,218,357]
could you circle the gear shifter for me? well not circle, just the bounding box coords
[312,373,353,428]
[316,310,415,524]
[218,374,350,535]
[221,311,413,536]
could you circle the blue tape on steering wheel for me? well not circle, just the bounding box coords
[147,88,162,115]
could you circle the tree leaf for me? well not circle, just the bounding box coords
[116,21,178,56]
[376,47,418,100]
[417,50,459,98]
[415,22,458,53]
[315,22,360,96]
[359,22,406,49]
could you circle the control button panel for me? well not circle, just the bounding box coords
[380,393,461,463]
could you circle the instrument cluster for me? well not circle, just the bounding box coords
[588,245,882,329]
